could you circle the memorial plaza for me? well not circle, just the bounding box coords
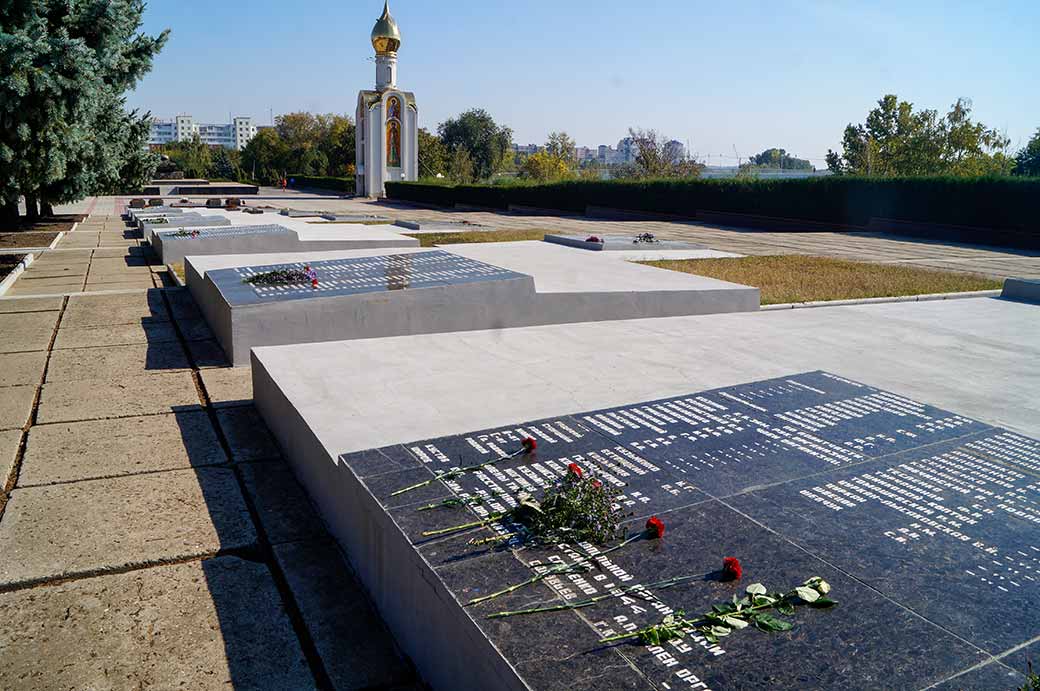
[0,187,1038,690]
[2,2,1039,689]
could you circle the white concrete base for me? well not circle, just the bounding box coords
[250,296,1040,691]
[153,223,419,265]
[186,242,759,366]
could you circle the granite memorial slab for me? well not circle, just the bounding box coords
[126,206,183,223]
[141,214,230,238]
[193,250,535,365]
[319,213,392,223]
[544,234,707,252]
[187,242,758,366]
[394,219,490,232]
[152,221,418,264]
[1002,277,1040,304]
[279,209,325,218]
[261,369,1040,690]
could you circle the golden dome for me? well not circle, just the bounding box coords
[371,1,401,54]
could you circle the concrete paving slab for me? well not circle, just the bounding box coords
[82,278,157,292]
[20,411,226,486]
[5,281,83,298]
[63,290,169,327]
[0,350,47,387]
[0,310,59,336]
[32,249,93,262]
[19,266,88,279]
[0,468,255,589]
[91,247,146,259]
[239,462,325,544]
[53,320,179,349]
[0,296,62,313]
[1,429,19,490]
[46,342,191,382]
[0,557,315,690]
[0,385,35,431]
[187,339,231,368]
[177,317,215,341]
[37,371,200,424]
[200,367,252,407]
[89,257,156,270]
[215,406,281,462]
[0,328,53,354]
[13,274,87,287]
[273,541,413,689]
[165,286,204,320]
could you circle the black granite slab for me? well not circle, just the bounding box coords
[208,250,528,307]
[543,234,707,251]
[337,371,1040,690]
[728,429,1040,654]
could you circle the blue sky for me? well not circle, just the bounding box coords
[129,0,1039,168]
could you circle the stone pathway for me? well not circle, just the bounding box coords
[0,203,421,690]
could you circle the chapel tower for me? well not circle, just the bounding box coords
[356,1,418,197]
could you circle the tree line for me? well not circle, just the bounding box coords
[827,95,1038,177]
[3,7,1039,226]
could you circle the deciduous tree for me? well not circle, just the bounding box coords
[438,109,513,181]
[748,148,813,170]
[417,128,447,178]
[826,96,1012,176]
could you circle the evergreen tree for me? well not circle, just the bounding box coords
[0,0,167,220]
[1013,129,1040,177]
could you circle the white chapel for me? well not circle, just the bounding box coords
[356,1,418,198]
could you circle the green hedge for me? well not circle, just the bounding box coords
[289,175,355,195]
[385,176,1039,233]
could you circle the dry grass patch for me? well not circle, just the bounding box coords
[169,262,185,284]
[405,228,547,248]
[639,255,1002,305]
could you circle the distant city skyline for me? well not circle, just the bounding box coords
[128,0,1040,168]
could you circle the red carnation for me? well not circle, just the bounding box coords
[567,462,583,478]
[645,516,665,539]
[722,557,742,581]
[521,437,537,452]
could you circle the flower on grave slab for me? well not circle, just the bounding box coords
[567,462,583,479]
[645,515,665,539]
[723,556,742,581]
[586,235,602,243]
[600,577,837,645]
[390,438,538,498]
[304,264,318,289]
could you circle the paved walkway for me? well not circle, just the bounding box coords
[0,201,421,689]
